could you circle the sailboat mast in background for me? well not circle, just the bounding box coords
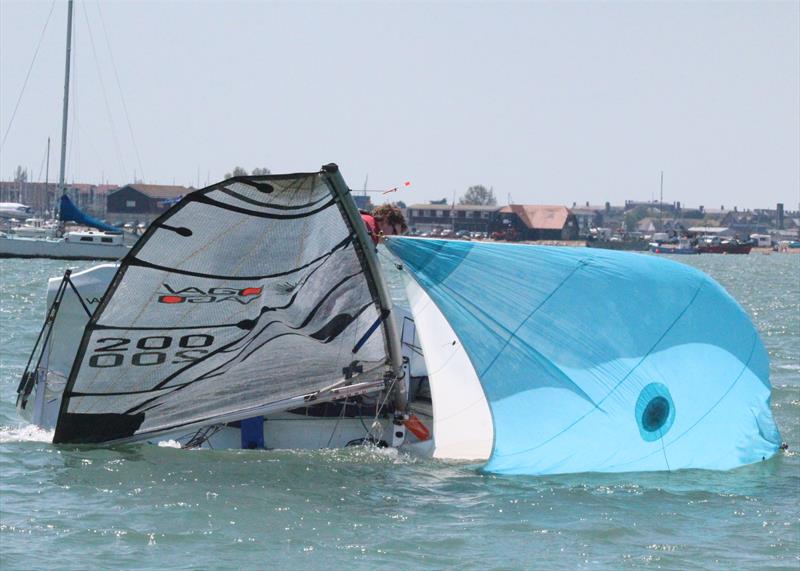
[57,0,73,195]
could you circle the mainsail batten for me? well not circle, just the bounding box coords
[54,167,400,444]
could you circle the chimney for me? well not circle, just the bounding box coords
[676,201,681,212]
[778,203,785,229]
[572,201,576,207]
[734,206,737,212]
[585,201,589,207]
[721,205,724,211]
[605,201,610,214]
[699,205,705,213]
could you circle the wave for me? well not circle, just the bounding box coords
[0,424,54,443]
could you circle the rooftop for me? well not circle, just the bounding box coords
[112,184,194,199]
[408,203,499,212]
[499,204,572,230]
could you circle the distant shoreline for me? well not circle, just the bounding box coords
[488,240,800,254]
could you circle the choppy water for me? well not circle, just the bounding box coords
[1,252,798,570]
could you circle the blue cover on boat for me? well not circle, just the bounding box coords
[240,416,265,449]
[59,194,120,233]
[386,238,781,475]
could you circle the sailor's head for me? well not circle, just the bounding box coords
[372,204,408,237]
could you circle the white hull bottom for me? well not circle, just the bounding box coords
[151,409,435,456]
[0,236,129,260]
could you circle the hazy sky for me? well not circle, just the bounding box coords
[1,1,798,209]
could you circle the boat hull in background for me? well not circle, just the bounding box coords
[0,235,130,260]
[697,243,753,254]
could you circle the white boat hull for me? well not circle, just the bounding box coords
[0,235,129,260]
[152,413,400,450]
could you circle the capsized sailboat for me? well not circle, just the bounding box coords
[17,166,781,475]
[18,165,413,448]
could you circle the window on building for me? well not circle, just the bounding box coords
[436,210,444,218]
[126,200,136,208]
[481,211,489,219]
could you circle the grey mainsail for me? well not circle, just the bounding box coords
[54,165,402,443]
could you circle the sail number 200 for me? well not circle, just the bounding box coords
[88,335,215,368]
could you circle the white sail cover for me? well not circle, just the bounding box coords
[54,169,393,443]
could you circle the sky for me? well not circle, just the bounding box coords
[1,1,798,210]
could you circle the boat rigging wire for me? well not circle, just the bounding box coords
[183,425,223,449]
[0,0,57,152]
[36,140,49,183]
[96,1,145,182]
[64,274,92,318]
[325,400,348,448]
[369,376,397,441]
[81,1,128,182]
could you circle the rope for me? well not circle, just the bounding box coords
[367,376,397,442]
[325,401,348,448]
[183,424,222,448]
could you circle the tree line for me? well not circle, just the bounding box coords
[430,185,498,206]
[224,166,271,178]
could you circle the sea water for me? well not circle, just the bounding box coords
[0,253,797,570]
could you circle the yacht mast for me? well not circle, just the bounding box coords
[58,0,74,195]
[659,170,664,229]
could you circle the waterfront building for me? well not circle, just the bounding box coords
[570,203,606,236]
[106,184,194,226]
[0,181,117,218]
[497,205,579,241]
[406,203,498,234]
[636,217,689,235]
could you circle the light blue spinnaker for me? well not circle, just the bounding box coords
[386,237,781,475]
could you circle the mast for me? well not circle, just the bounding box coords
[45,137,50,214]
[451,188,456,232]
[659,170,664,231]
[322,164,407,414]
[58,0,74,196]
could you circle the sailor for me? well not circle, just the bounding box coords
[360,204,408,245]
[360,210,380,245]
